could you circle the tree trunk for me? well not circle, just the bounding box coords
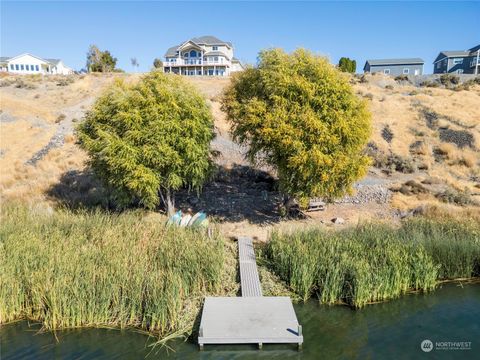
[165,189,175,217]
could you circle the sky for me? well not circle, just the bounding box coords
[1,1,479,73]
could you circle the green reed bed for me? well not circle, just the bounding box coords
[265,219,480,308]
[0,205,229,339]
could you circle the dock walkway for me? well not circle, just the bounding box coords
[198,236,303,349]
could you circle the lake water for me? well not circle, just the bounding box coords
[1,283,478,359]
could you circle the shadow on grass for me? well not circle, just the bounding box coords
[46,169,117,210]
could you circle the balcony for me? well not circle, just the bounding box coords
[470,58,480,68]
[164,58,229,67]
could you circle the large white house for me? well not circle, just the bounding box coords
[0,53,74,75]
[163,36,244,76]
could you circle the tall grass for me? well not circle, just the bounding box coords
[265,219,480,308]
[0,204,228,338]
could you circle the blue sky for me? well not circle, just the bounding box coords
[1,1,479,73]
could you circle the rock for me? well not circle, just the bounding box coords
[332,217,345,224]
[187,197,199,206]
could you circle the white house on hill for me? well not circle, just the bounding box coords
[0,53,74,75]
[163,36,244,76]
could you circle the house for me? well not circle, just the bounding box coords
[363,58,424,76]
[0,53,74,75]
[433,45,480,74]
[162,36,244,76]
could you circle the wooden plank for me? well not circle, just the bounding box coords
[237,236,262,297]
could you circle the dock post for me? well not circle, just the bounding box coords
[258,342,263,350]
[199,343,204,351]
[298,325,303,350]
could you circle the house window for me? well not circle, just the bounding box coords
[212,46,218,50]
[10,64,14,70]
[456,69,464,74]
[453,58,463,64]
[36,65,39,71]
[214,56,218,62]
[403,68,409,74]
[15,64,19,70]
[437,62,441,69]
[26,65,30,71]
[190,50,197,57]
[383,69,390,75]
[20,64,24,70]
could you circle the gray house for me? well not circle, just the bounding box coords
[363,58,424,76]
[433,45,480,74]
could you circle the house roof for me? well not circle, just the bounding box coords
[365,58,424,67]
[191,36,232,47]
[2,53,64,66]
[433,45,480,63]
[164,36,232,57]
[45,58,61,65]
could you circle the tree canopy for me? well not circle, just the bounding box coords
[86,45,118,72]
[222,48,371,206]
[338,57,357,73]
[153,58,163,69]
[77,71,215,212]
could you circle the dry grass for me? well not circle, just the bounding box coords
[1,72,479,218]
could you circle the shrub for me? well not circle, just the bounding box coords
[419,80,439,88]
[338,57,356,73]
[14,78,36,89]
[77,72,215,212]
[55,114,66,123]
[153,58,163,69]
[381,125,394,143]
[222,48,371,205]
[440,73,460,87]
[56,77,74,86]
[385,84,394,90]
[394,74,409,82]
[436,188,475,206]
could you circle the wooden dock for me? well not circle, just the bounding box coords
[198,236,303,350]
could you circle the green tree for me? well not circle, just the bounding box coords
[153,58,163,69]
[222,48,371,208]
[86,45,117,72]
[130,57,139,72]
[338,57,357,73]
[77,72,215,213]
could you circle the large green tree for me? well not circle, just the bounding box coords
[77,71,215,213]
[338,57,357,73]
[222,48,371,208]
[86,45,118,72]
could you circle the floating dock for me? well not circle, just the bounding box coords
[198,236,303,349]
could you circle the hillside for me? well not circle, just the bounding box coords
[1,72,479,239]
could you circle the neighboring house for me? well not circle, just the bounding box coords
[162,35,244,76]
[363,58,424,76]
[0,53,74,75]
[433,44,480,74]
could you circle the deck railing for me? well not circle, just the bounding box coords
[164,59,229,66]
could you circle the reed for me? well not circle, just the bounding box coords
[0,204,230,339]
[265,219,480,308]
